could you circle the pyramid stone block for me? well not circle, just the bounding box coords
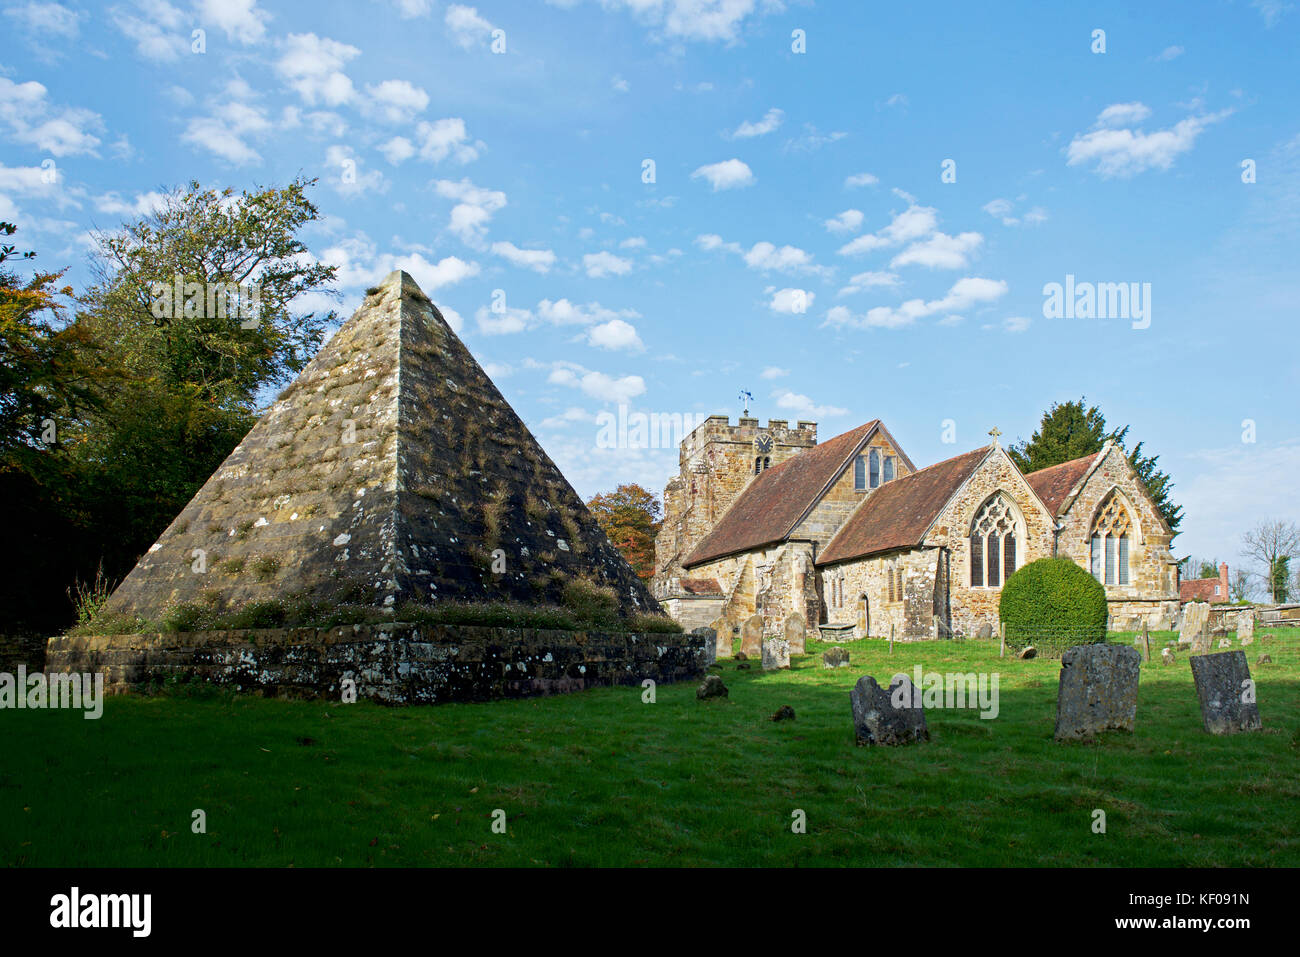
[98,270,659,623]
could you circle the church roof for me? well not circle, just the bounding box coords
[682,421,881,568]
[1024,452,1101,515]
[99,270,658,622]
[816,446,991,566]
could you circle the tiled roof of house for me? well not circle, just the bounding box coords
[1023,452,1101,515]
[816,446,990,566]
[682,421,880,568]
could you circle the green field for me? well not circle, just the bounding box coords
[4,631,1298,867]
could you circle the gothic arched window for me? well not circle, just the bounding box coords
[970,493,1024,588]
[1090,494,1132,585]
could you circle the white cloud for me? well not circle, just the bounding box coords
[773,390,847,419]
[325,144,387,197]
[549,365,646,404]
[276,33,359,106]
[583,250,632,277]
[0,76,104,157]
[377,136,416,165]
[1153,45,1183,62]
[93,189,168,217]
[744,241,812,271]
[475,303,532,335]
[760,366,789,379]
[540,406,595,428]
[619,236,646,249]
[1251,0,1290,28]
[768,287,814,314]
[838,270,899,296]
[824,276,1008,330]
[587,318,644,351]
[320,234,480,294]
[824,209,864,233]
[730,107,783,139]
[537,299,637,327]
[837,204,939,256]
[439,304,465,333]
[1067,104,1232,178]
[983,197,1047,227]
[890,231,983,270]
[691,158,755,191]
[845,172,879,188]
[387,0,434,16]
[589,0,774,43]
[445,4,495,49]
[1002,315,1031,333]
[414,117,482,163]
[195,0,270,44]
[112,0,188,61]
[434,177,506,244]
[1177,440,1300,561]
[491,240,556,273]
[180,81,271,165]
[364,79,429,124]
[4,1,80,37]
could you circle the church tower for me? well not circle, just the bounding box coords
[653,415,817,598]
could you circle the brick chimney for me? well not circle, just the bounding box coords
[1219,562,1229,601]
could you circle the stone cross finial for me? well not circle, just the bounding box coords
[988,427,1001,445]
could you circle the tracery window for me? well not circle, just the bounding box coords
[883,455,896,483]
[869,449,881,488]
[970,493,1023,588]
[1090,494,1132,586]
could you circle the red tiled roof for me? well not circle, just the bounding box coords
[1024,452,1100,515]
[679,578,723,596]
[682,421,879,568]
[817,447,990,566]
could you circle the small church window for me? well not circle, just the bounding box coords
[895,567,904,601]
[869,449,881,488]
[883,455,895,483]
[854,455,866,491]
[888,567,895,602]
[764,456,771,471]
[970,536,984,587]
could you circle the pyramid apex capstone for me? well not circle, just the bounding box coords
[378,269,426,296]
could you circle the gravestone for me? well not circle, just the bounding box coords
[691,626,718,666]
[696,674,728,700]
[1016,646,1037,660]
[1237,612,1254,641]
[1257,654,1272,665]
[1180,601,1211,653]
[783,613,807,656]
[740,615,763,658]
[1054,643,1141,742]
[1240,634,1254,648]
[1189,651,1261,734]
[976,622,993,639]
[761,637,791,671]
[1161,647,1174,665]
[822,647,851,669]
[850,674,929,747]
[1218,638,1232,649]
[709,616,733,659]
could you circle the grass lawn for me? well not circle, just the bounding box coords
[4,630,1298,867]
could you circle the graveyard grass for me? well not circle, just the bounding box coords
[5,631,1298,867]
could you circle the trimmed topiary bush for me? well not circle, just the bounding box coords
[999,556,1108,654]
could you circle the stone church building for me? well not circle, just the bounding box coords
[652,416,1180,641]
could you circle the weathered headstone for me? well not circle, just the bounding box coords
[1240,634,1254,648]
[1179,601,1211,653]
[850,674,929,747]
[783,613,807,655]
[1161,647,1174,666]
[1217,637,1232,649]
[822,647,850,668]
[1189,651,1261,735]
[1016,645,1037,660]
[696,674,728,700]
[1237,611,1254,641]
[740,614,763,658]
[761,636,791,671]
[709,616,733,659]
[691,626,718,665]
[1054,643,1141,742]
[1257,654,1272,665]
[976,622,993,639]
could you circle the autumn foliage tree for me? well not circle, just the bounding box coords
[586,484,662,580]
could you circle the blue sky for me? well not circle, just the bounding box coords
[2,0,1298,579]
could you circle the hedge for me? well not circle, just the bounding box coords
[999,556,1108,653]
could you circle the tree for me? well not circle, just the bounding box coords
[1008,398,1182,535]
[1229,568,1254,603]
[1241,520,1300,603]
[586,484,662,580]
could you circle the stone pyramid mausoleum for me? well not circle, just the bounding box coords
[99,270,659,623]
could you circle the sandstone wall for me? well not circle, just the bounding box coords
[45,624,707,705]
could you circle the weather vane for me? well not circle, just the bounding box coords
[739,389,753,417]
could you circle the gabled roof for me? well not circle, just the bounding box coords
[1024,451,1101,516]
[682,421,880,568]
[817,446,991,566]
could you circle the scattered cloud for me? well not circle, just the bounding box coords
[433,177,507,244]
[276,32,359,105]
[491,240,556,273]
[583,250,633,277]
[824,276,1008,330]
[837,204,938,256]
[445,4,496,49]
[691,158,755,191]
[1067,103,1232,177]
[767,287,814,314]
[730,107,783,139]
[587,318,644,351]
[0,75,104,156]
[845,172,879,188]
[760,366,789,379]
[772,390,847,419]
[824,209,864,233]
[890,231,983,270]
